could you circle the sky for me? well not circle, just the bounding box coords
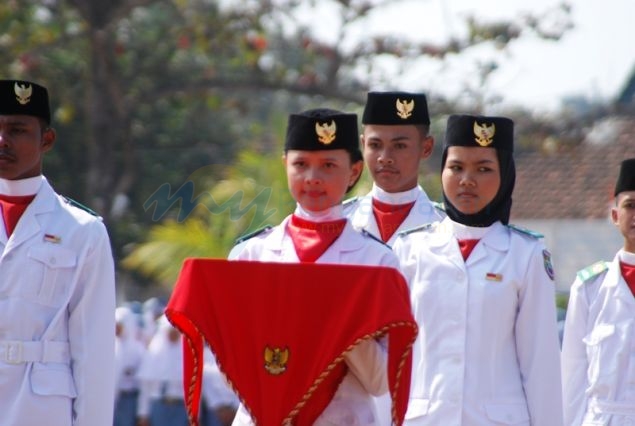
[256,0,635,114]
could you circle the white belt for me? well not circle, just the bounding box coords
[589,398,635,416]
[0,340,70,364]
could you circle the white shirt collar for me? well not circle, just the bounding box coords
[0,175,44,196]
[294,203,344,222]
[371,183,421,205]
[618,249,635,266]
[448,219,495,240]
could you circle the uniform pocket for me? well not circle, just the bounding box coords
[26,245,77,306]
[583,323,618,381]
[484,402,530,425]
[30,363,78,398]
[404,398,430,420]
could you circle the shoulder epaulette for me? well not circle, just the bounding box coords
[234,225,273,245]
[342,196,359,208]
[397,223,434,238]
[507,224,543,239]
[432,201,445,213]
[361,229,391,249]
[62,196,99,217]
[576,261,609,282]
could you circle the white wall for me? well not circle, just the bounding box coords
[515,219,622,293]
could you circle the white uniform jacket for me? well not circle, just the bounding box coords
[0,178,116,426]
[231,215,399,426]
[561,252,635,426]
[347,187,444,247]
[393,218,563,426]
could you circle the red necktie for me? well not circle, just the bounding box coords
[372,198,415,242]
[287,215,347,263]
[619,261,635,296]
[0,194,35,237]
[458,239,480,261]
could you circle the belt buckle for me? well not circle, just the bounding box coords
[3,341,24,364]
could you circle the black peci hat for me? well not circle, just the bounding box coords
[0,79,50,124]
[615,158,635,196]
[444,114,514,152]
[362,91,430,125]
[285,108,359,152]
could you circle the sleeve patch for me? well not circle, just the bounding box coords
[543,249,555,281]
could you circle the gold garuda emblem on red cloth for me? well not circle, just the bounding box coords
[264,346,289,375]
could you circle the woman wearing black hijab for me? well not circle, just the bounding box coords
[393,114,563,426]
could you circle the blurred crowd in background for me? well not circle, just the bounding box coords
[114,298,238,426]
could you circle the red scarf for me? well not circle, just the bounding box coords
[458,239,480,261]
[620,261,635,296]
[165,259,418,426]
[286,215,347,262]
[372,199,415,242]
[0,194,35,237]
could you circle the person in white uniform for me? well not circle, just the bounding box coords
[230,108,400,425]
[346,91,444,247]
[561,158,635,425]
[0,79,116,426]
[137,315,189,426]
[114,306,146,426]
[393,114,563,426]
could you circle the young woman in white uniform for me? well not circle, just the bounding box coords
[231,108,400,426]
[393,114,563,426]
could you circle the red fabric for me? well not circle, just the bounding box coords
[372,199,415,242]
[458,239,480,261]
[620,261,635,296]
[165,259,418,426]
[286,215,347,262]
[0,194,35,237]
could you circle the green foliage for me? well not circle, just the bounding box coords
[122,114,294,287]
[556,291,570,311]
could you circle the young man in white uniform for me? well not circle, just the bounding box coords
[0,79,116,426]
[562,158,635,425]
[347,91,444,247]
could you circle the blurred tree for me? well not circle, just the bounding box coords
[0,0,571,290]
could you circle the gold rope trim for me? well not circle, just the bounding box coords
[284,320,418,425]
[173,314,417,426]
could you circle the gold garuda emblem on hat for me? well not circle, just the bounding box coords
[396,98,414,119]
[264,346,289,375]
[315,120,336,145]
[473,121,495,146]
[14,82,32,105]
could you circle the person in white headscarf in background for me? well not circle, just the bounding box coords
[140,297,165,347]
[114,306,146,426]
[136,315,188,426]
